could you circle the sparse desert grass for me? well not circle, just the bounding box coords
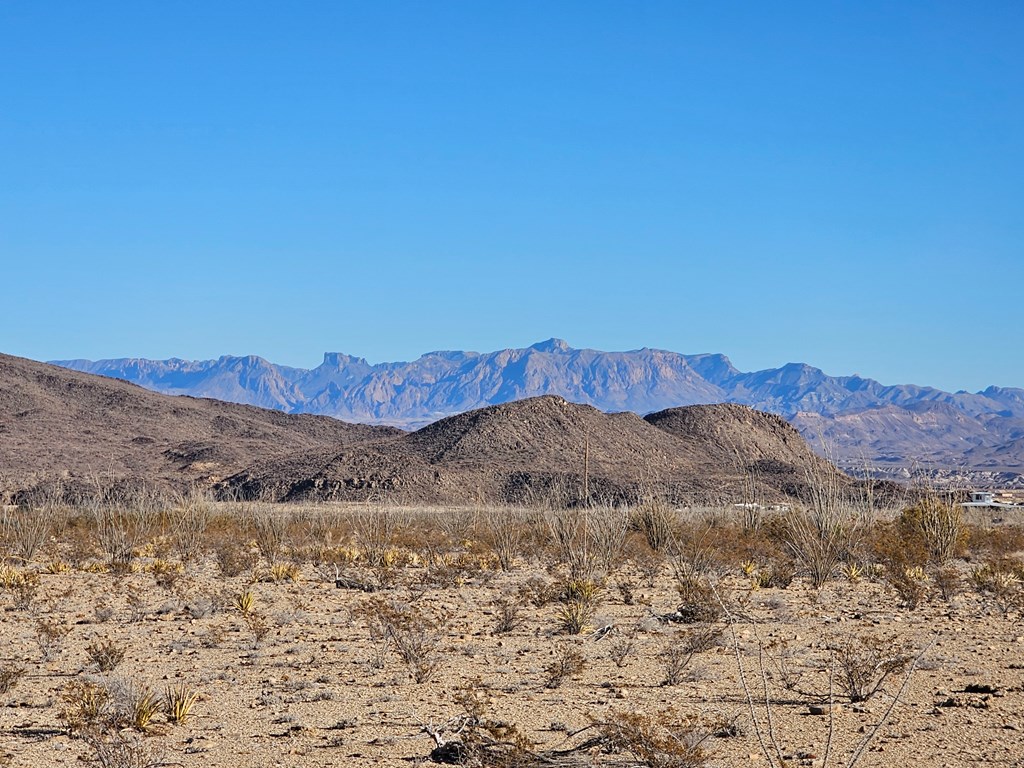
[3,491,1022,767]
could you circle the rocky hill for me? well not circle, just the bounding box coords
[0,353,397,500]
[52,340,1024,480]
[1,355,836,504]
[221,397,837,504]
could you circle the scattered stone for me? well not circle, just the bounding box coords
[963,684,998,695]
[429,740,470,764]
[808,703,843,716]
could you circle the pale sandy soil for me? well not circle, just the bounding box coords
[1,515,1023,768]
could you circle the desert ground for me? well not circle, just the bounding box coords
[1,498,1023,768]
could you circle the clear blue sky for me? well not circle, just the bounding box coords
[2,2,1021,392]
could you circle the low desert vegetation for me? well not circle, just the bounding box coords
[0,480,1021,766]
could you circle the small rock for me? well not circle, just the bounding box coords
[430,741,470,764]
[808,704,842,716]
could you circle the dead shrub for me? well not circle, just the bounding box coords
[633,548,666,588]
[933,566,961,602]
[615,577,637,605]
[964,524,1024,561]
[86,638,127,673]
[81,727,164,768]
[356,599,443,682]
[671,576,722,624]
[517,576,558,608]
[970,557,1024,615]
[661,626,722,686]
[670,523,719,579]
[214,541,258,578]
[544,644,585,689]
[426,678,535,767]
[832,633,913,702]
[763,557,795,589]
[492,599,522,635]
[11,570,40,610]
[887,565,930,610]
[149,559,183,591]
[35,617,71,661]
[0,664,26,695]
[243,612,272,649]
[595,708,713,768]
[609,633,637,668]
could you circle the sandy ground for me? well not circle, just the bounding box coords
[1,527,1023,768]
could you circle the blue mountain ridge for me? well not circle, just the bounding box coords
[52,339,1024,474]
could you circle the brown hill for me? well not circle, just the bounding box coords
[0,355,840,505]
[644,403,832,475]
[223,397,836,504]
[0,353,399,499]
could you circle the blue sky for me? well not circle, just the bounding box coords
[2,2,1021,392]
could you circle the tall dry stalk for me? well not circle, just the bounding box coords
[484,506,526,571]
[631,497,676,553]
[352,502,399,566]
[783,458,870,588]
[248,503,288,564]
[169,488,212,564]
[89,484,161,571]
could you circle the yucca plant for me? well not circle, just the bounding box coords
[556,600,594,635]
[60,680,111,733]
[128,686,162,732]
[164,684,199,725]
[232,590,255,615]
[269,562,301,583]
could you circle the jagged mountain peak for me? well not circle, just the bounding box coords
[320,352,371,368]
[48,340,1024,475]
[529,338,572,353]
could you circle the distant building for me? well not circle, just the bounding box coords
[962,491,1024,510]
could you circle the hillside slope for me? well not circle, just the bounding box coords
[222,397,835,504]
[0,353,398,498]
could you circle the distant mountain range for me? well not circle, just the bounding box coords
[52,339,1024,481]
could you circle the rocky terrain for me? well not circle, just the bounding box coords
[1,501,1023,768]
[227,396,835,505]
[0,353,398,499]
[53,340,1024,480]
[1,354,833,505]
